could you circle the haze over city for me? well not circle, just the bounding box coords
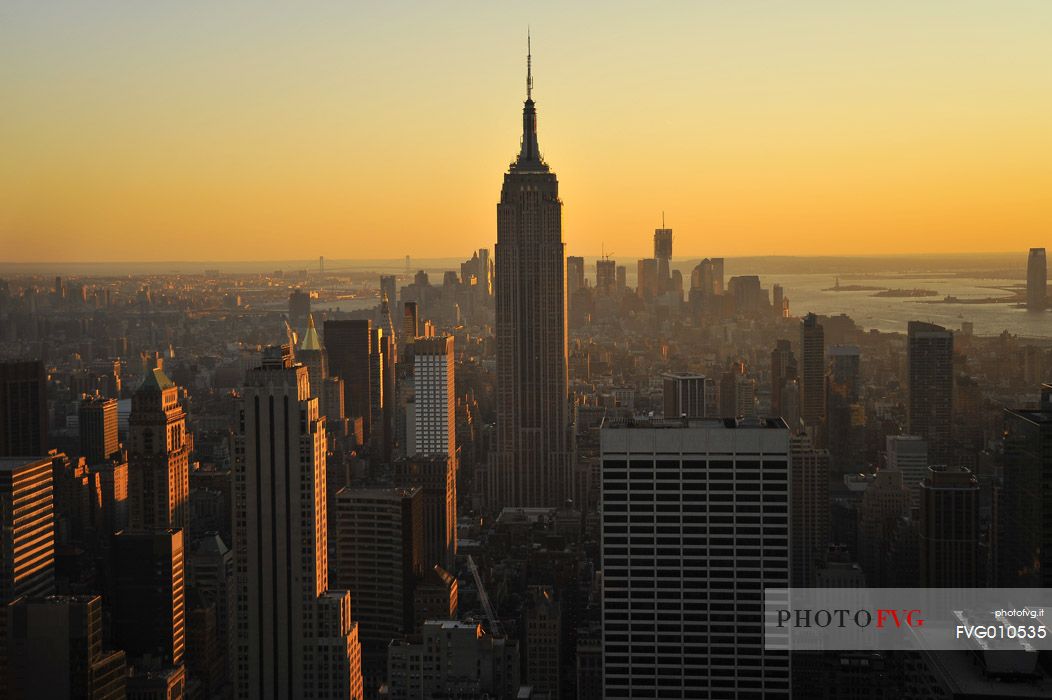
[3,1,1051,261]
[4,3,1052,699]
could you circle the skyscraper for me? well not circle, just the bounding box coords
[393,455,456,570]
[0,456,56,603]
[654,226,672,292]
[919,465,979,587]
[0,360,47,458]
[790,432,830,586]
[491,39,572,509]
[601,418,791,697]
[770,339,797,421]
[332,486,423,694]
[886,434,929,501]
[907,321,954,466]
[566,255,585,295]
[407,335,456,461]
[79,396,119,466]
[1027,247,1047,311]
[234,346,362,699]
[826,345,861,475]
[999,384,1052,587]
[402,302,419,345]
[127,367,190,531]
[111,528,186,669]
[800,313,826,430]
[10,595,127,700]
[325,319,374,442]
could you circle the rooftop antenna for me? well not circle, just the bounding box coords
[526,28,533,100]
[662,211,665,229]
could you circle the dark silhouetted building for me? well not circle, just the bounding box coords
[490,42,572,510]
[325,319,374,443]
[919,465,979,587]
[0,360,47,458]
[800,313,826,430]
[907,321,954,466]
[1027,247,1047,311]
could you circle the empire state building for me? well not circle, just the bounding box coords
[490,39,573,509]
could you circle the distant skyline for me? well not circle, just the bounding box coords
[2,1,1051,261]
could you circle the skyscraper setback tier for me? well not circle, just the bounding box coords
[490,42,572,509]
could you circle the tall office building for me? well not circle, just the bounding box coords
[127,367,190,531]
[886,435,929,501]
[636,258,658,299]
[826,345,861,475]
[601,418,791,698]
[790,432,830,586]
[234,346,362,699]
[1027,247,1047,311]
[10,595,127,700]
[325,319,374,442]
[615,265,627,293]
[919,465,979,587]
[525,585,561,697]
[800,313,826,430]
[111,528,186,669]
[407,335,456,461]
[188,532,235,695]
[595,258,616,295]
[380,275,398,308]
[491,41,572,509]
[393,455,456,570]
[654,227,673,292]
[662,372,717,419]
[333,487,423,694]
[566,255,585,294]
[770,339,797,421]
[332,487,422,644]
[998,384,1052,587]
[0,360,47,458]
[402,302,419,346]
[288,288,311,329]
[907,321,954,466]
[0,456,56,603]
[79,396,119,466]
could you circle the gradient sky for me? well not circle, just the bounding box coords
[2,1,1050,262]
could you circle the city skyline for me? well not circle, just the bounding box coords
[3,2,1052,262]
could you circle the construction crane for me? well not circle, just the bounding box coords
[466,555,503,637]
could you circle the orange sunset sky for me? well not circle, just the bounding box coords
[1,1,1050,262]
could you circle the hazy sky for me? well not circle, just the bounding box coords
[2,1,1050,262]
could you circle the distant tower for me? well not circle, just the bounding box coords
[654,223,673,292]
[491,35,572,509]
[319,255,325,274]
[799,314,826,430]
[791,432,830,586]
[1027,247,1047,310]
[325,319,374,443]
[907,321,954,466]
[595,258,616,295]
[127,367,190,531]
[566,256,585,295]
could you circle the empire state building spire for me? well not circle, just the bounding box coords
[514,31,547,172]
